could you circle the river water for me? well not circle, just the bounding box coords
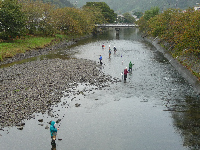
[0,28,199,150]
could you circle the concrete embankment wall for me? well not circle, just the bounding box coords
[144,37,200,94]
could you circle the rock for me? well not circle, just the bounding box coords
[56,119,61,124]
[45,125,49,129]
[17,127,23,130]
[16,123,25,126]
[38,119,43,122]
[75,103,81,107]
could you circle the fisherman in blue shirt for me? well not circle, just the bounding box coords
[99,55,102,65]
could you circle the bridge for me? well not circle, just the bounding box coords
[95,24,138,39]
[95,24,138,28]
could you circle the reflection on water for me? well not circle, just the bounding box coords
[171,95,200,149]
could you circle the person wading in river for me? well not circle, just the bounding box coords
[109,46,111,58]
[50,121,59,145]
[113,46,117,53]
[129,61,134,72]
[99,55,102,65]
[124,67,129,81]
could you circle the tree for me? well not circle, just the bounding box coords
[123,12,136,23]
[143,6,160,21]
[21,0,56,36]
[84,2,117,23]
[82,6,106,24]
[0,0,26,40]
[133,12,143,18]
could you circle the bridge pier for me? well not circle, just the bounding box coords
[115,28,120,39]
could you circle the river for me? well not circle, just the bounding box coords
[0,27,199,150]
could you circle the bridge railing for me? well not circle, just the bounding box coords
[95,23,138,27]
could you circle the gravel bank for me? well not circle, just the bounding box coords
[0,58,120,128]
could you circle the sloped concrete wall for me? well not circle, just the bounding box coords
[145,37,200,94]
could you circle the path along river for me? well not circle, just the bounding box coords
[0,27,199,150]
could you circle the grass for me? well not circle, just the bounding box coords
[0,33,91,62]
[0,35,64,61]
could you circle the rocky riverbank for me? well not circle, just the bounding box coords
[0,37,121,129]
[0,58,120,128]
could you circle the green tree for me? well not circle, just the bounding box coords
[82,6,106,24]
[123,12,136,23]
[21,0,56,36]
[133,12,143,18]
[84,2,117,23]
[0,0,26,40]
[143,6,160,21]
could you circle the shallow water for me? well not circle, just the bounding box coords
[0,28,198,150]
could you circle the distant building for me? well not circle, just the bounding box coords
[132,15,139,21]
[117,15,124,23]
[194,7,200,11]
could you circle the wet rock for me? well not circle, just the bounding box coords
[56,119,61,124]
[75,103,81,107]
[16,123,25,126]
[38,119,43,122]
[45,125,49,129]
[17,127,23,130]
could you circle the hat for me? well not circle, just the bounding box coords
[126,67,127,69]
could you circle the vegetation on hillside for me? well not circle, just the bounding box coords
[77,0,199,13]
[136,7,200,80]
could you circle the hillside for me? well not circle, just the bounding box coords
[76,0,199,13]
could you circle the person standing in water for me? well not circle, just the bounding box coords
[113,46,117,53]
[109,46,111,58]
[129,61,134,72]
[124,67,129,81]
[50,121,59,145]
[99,55,102,65]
